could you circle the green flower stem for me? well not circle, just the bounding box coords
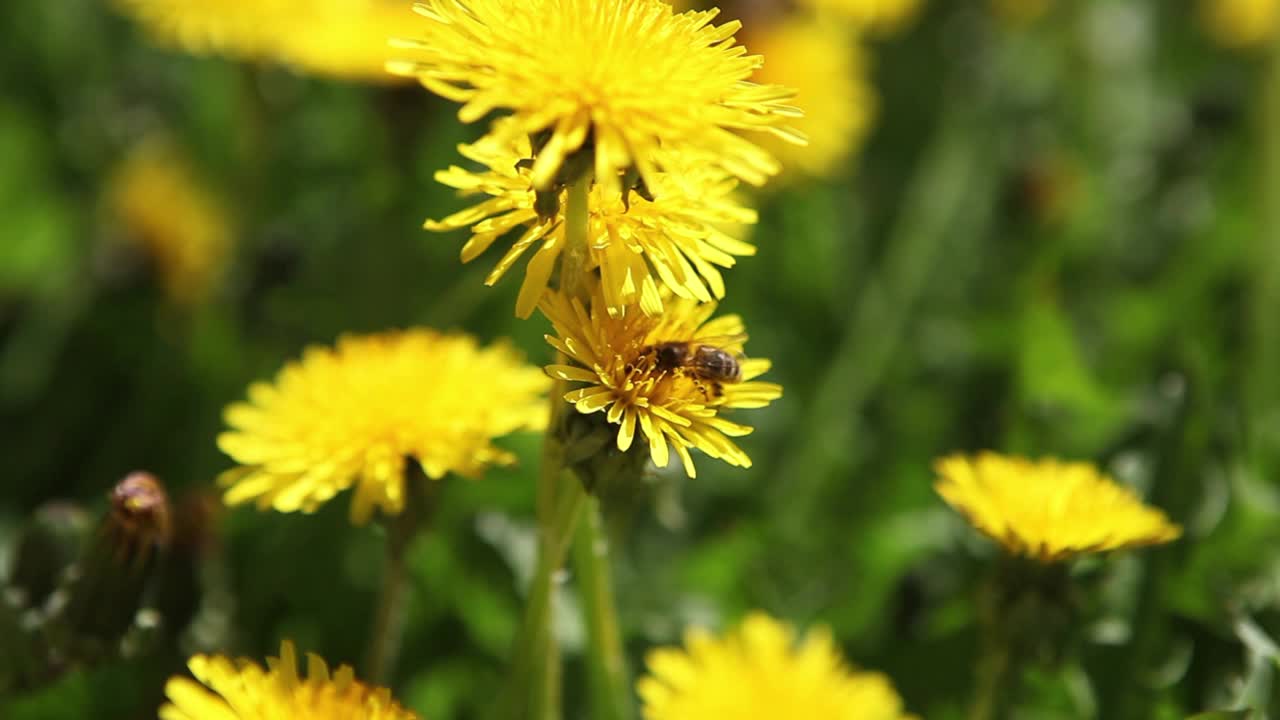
[364,467,434,685]
[573,498,634,720]
[1253,23,1280,472]
[503,471,587,720]
[504,175,595,720]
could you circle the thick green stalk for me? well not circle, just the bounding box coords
[573,498,634,720]
[1252,22,1280,474]
[503,176,595,720]
[364,468,434,685]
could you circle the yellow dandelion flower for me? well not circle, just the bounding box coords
[113,0,415,81]
[387,0,804,194]
[1201,0,1279,48]
[746,19,874,180]
[540,287,780,478]
[108,138,233,305]
[112,0,291,58]
[934,452,1183,563]
[796,0,922,33]
[429,133,757,319]
[160,641,418,720]
[638,612,915,720]
[217,329,549,524]
[275,0,419,81]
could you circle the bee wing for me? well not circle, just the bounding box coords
[692,332,749,356]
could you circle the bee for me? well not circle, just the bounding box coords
[634,339,745,400]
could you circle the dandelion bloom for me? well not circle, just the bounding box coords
[540,288,780,477]
[160,641,417,720]
[108,139,232,305]
[1201,0,1279,47]
[934,452,1183,563]
[639,612,915,720]
[430,134,757,318]
[114,0,414,81]
[746,19,874,179]
[217,329,548,524]
[796,0,922,33]
[387,0,803,194]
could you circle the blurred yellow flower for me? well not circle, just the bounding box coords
[746,19,874,179]
[429,133,757,318]
[108,139,232,305]
[113,0,415,81]
[796,0,922,33]
[1202,0,1279,47]
[639,612,915,720]
[934,452,1183,563]
[387,0,804,194]
[540,287,780,477]
[217,329,549,524]
[160,641,418,720]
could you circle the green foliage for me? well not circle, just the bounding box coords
[3,0,1280,718]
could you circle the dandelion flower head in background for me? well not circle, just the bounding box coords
[540,286,781,477]
[429,132,758,318]
[1201,0,1279,47]
[934,452,1183,563]
[107,138,233,305]
[796,0,923,33]
[638,612,916,720]
[114,0,416,81]
[745,18,875,180]
[388,0,804,194]
[160,641,418,720]
[217,329,549,524]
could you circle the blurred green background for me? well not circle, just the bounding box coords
[3,0,1280,718]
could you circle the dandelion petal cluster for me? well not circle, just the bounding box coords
[639,612,916,720]
[540,290,780,477]
[217,329,549,524]
[389,0,804,193]
[160,641,418,720]
[934,452,1183,563]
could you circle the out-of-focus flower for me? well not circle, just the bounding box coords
[540,286,780,477]
[934,452,1183,563]
[796,0,922,34]
[107,139,233,305]
[746,18,874,180]
[388,0,804,194]
[1201,0,1279,48]
[160,641,418,720]
[113,0,415,81]
[429,134,757,318]
[639,612,915,720]
[217,329,549,524]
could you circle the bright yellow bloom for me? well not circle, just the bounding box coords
[429,133,757,318]
[217,329,549,524]
[639,612,915,720]
[108,138,233,305]
[113,0,415,81]
[746,19,874,179]
[540,287,780,477]
[1201,0,1279,48]
[388,0,804,194]
[796,0,922,33]
[160,641,418,720]
[934,452,1183,563]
